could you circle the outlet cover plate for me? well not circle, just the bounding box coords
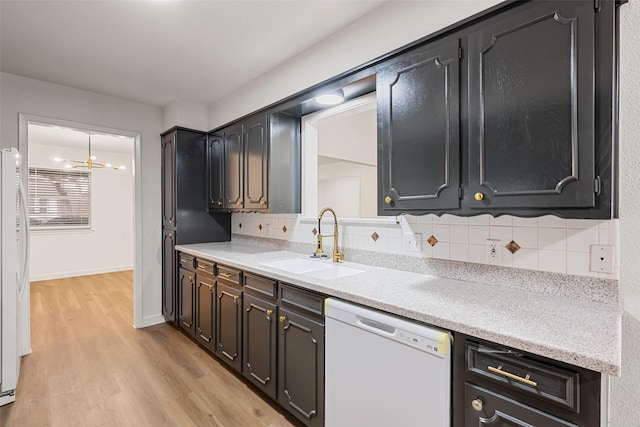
[486,239,502,264]
[403,233,422,253]
[590,245,614,274]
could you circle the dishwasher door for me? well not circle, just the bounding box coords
[325,298,451,427]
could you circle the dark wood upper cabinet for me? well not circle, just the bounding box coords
[244,115,269,210]
[223,123,244,210]
[212,112,300,213]
[207,132,225,210]
[467,0,596,210]
[161,132,176,227]
[373,0,615,218]
[378,38,461,214]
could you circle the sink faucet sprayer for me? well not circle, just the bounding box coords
[312,207,344,263]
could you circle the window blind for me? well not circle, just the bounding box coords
[28,167,91,229]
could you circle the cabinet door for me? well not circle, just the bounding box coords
[277,308,324,427]
[467,1,596,209]
[243,294,277,399]
[161,229,176,323]
[244,115,269,211]
[178,267,195,336]
[216,282,242,371]
[161,132,176,227]
[378,38,461,213]
[207,132,225,210]
[224,123,244,210]
[464,383,577,427]
[195,274,215,352]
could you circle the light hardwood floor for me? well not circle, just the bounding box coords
[0,271,299,427]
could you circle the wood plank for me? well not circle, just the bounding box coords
[0,272,299,427]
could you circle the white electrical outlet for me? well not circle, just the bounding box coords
[590,245,614,274]
[403,233,422,253]
[486,239,502,264]
[264,223,271,237]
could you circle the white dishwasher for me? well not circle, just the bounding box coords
[325,299,451,427]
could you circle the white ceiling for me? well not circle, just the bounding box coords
[0,0,388,108]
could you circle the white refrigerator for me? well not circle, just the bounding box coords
[0,148,31,406]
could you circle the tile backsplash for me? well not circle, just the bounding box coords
[231,213,619,280]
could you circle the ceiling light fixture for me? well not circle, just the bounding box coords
[316,89,345,106]
[54,132,126,170]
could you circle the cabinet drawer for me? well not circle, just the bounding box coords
[466,341,579,411]
[279,283,324,320]
[464,383,577,427]
[195,258,215,276]
[179,253,195,271]
[217,264,242,286]
[244,273,277,300]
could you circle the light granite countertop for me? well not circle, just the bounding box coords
[176,241,622,376]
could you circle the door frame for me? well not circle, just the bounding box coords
[18,113,143,327]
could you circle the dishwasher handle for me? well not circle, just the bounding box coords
[356,316,396,335]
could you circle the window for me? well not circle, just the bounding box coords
[28,167,91,229]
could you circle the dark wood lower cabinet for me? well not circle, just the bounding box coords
[464,383,577,427]
[216,282,243,371]
[178,267,195,336]
[242,293,277,399]
[277,308,324,427]
[195,274,215,351]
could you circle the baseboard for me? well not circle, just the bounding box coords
[135,314,166,329]
[30,265,134,282]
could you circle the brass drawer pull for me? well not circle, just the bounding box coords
[488,365,537,387]
[197,265,210,271]
[219,272,232,278]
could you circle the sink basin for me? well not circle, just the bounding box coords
[260,258,364,279]
[304,264,364,279]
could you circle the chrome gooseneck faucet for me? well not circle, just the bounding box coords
[313,207,344,262]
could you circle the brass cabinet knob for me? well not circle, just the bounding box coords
[266,309,273,316]
[384,196,393,204]
[279,316,286,323]
[471,398,484,412]
[233,295,239,302]
[217,201,223,206]
[236,200,242,206]
[474,192,484,201]
[260,200,266,207]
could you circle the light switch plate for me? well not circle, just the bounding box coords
[590,245,614,274]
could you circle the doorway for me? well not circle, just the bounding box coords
[18,114,141,325]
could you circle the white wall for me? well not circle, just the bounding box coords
[28,142,134,281]
[610,1,640,425]
[318,161,378,219]
[0,72,164,328]
[163,99,208,132]
[317,108,376,166]
[208,0,503,129]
